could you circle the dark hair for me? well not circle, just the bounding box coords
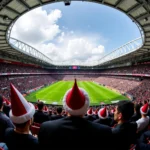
[57,107,62,114]
[117,100,134,121]
[134,104,141,115]
[14,120,29,128]
[0,95,3,109]
[37,102,44,110]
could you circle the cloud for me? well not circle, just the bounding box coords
[38,35,105,65]
[11,7,105,66]
[11,8,62,45]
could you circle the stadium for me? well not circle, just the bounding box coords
[0,0,150,150]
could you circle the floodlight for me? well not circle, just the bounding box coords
[64,0,71,6]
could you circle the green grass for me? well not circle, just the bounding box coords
[25,81,129,105]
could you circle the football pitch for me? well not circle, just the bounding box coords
[25,81,128,105]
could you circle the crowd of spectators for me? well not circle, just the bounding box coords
[94,76,150,103]
[0,62,50,74]
[102,64,150,75]
[0,75,56,99]
[1,61,150,104]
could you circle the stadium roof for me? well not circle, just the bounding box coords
[0,0,150,66]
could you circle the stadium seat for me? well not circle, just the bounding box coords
[129,144,136,150]
[33,122,41,127]
[30,125,40,136]
[146,138,150,144]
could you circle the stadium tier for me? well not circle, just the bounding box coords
[0,60,150,105]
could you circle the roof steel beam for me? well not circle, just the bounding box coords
[37,0,43,5]
[127,4,142,14]
[0,29,6,32]
[143,23,150,28]
[115,0,125,8]
[0,23,8,26]
[136,13,150,21]
[5,6,20,15]
[0,47,10,50]
[16,0,30,10]
[101,0,105,4]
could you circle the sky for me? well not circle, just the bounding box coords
[11,1,141,65]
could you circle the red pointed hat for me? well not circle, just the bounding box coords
[43,105,49,112]
[9,84,35,124]
[140,103,149,115]
[63,79,90,116]
[98,107,108,119]
[87,108,93,115]
[34,104,38,110]
[94,109,99,115]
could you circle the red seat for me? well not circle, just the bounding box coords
[30,125,40,136]
[129,144,136,150]
[146,138,150,144]
[33,122,41,127]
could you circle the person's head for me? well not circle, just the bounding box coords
[63,79,90,116]
[14,119,33,129]
[9,84,35,128]
[49,110,52,115]
[57,107,62,115]
[37,101,44,111]
[134,103,141,114]
[98,107,108,119]
[87,107,93,116]
[114,100,134,123]
[140,103,149,116]
[0,95,3,110]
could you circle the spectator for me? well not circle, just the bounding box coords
[3,98,11,117]
[84,107,96,122]
[136,130,150,150]
[136,103,149,133]
[130,103,141,122]
[50,107,63,120]
[0,95,14,142]
[94,107,112,126]
[112,100,137,150]
[38,79,112,150]
[34,101,49,124]
[5,84,38,150]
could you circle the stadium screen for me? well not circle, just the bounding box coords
[69,66,80,69]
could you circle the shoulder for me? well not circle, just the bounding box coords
[41,117,65,128]
[5,128,14,140]
[0,113,9,120]
[39,118,66,137]
[136,118,143,123]
[28,134,38,143]
[90,121,112,133]
[93,119,100,123]
[112,126,120,134]
[5,128,14,135]
[0,143,8,150]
